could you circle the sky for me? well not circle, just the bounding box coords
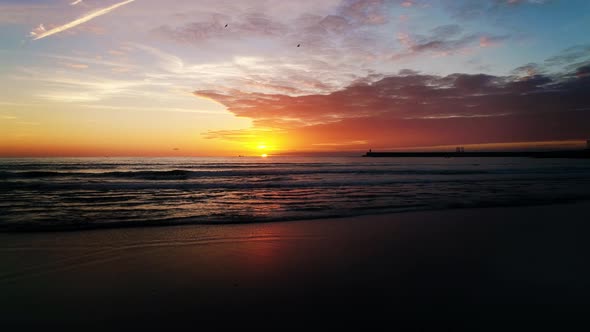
[0,0,589,156]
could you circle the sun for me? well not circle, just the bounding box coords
[248,138,281,157]
[258,143,269,157]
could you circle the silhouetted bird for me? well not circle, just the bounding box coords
[297,44,301,47]
[225,24,228,28]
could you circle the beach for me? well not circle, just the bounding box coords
[2,202,590,328]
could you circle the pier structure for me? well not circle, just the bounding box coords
[363,149,590,159]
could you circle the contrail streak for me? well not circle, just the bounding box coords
[71,0,84,5]
[32,0,135,40]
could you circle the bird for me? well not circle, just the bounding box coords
[297,44,301,47]
[225,24,228,28]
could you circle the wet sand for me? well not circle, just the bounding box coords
[2,203,590,329]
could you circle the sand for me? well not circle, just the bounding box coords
[1,203,590,329]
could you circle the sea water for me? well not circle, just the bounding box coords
[1,156,590,230]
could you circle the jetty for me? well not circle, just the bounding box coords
[363,146,590,159]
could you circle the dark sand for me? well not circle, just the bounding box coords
[2,203,590,329]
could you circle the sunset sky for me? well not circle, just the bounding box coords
[1,0,589,156]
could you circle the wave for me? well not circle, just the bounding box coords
[0,162,342,171]
[0,168,497,180]
[2,158,590,232]
[2,194,589,232]
[2,167,588,181]
[1,176,587,192]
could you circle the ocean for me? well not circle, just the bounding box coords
[1,156,590,231]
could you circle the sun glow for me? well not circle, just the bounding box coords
[245,137,285,156]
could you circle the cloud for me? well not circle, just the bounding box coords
[509,44,590,78]
[155,12,287,43]
[443,0,550,20]
[512,63,543,77]
[148,0,514,87]
[196,64,590,149]
[545,44,590,70]
[39,53,135,72]
[130,42,370,96]
[31,0,135,40]
[59,62,89,69]
[479,35,507,47]
[12,64,172,103]
[501,0,550,4]
[339,0,389,25]
[29,23,46,38]
[575,65,590,78]
[153,0,397,46]
[108,49,127,56]
[392,25,509,60]
[430,24,463,39]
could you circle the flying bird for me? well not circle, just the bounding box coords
[31,0,135,40]
[225,24,228,28]
[297,44,301,47]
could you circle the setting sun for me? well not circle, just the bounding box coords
[261,153,268,158]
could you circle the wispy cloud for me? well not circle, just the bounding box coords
[81,104,223,115]
[391,24,510,61]
[11,64,173,103]
[31,0,135,41]
[59,62,89,69]
[40,53,135,71]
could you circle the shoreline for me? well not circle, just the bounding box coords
[2,198,590,233]
[2,202,590,327]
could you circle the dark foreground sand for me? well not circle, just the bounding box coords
[2,203,590,329]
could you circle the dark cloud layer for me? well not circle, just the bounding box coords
[197,65,590,148]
